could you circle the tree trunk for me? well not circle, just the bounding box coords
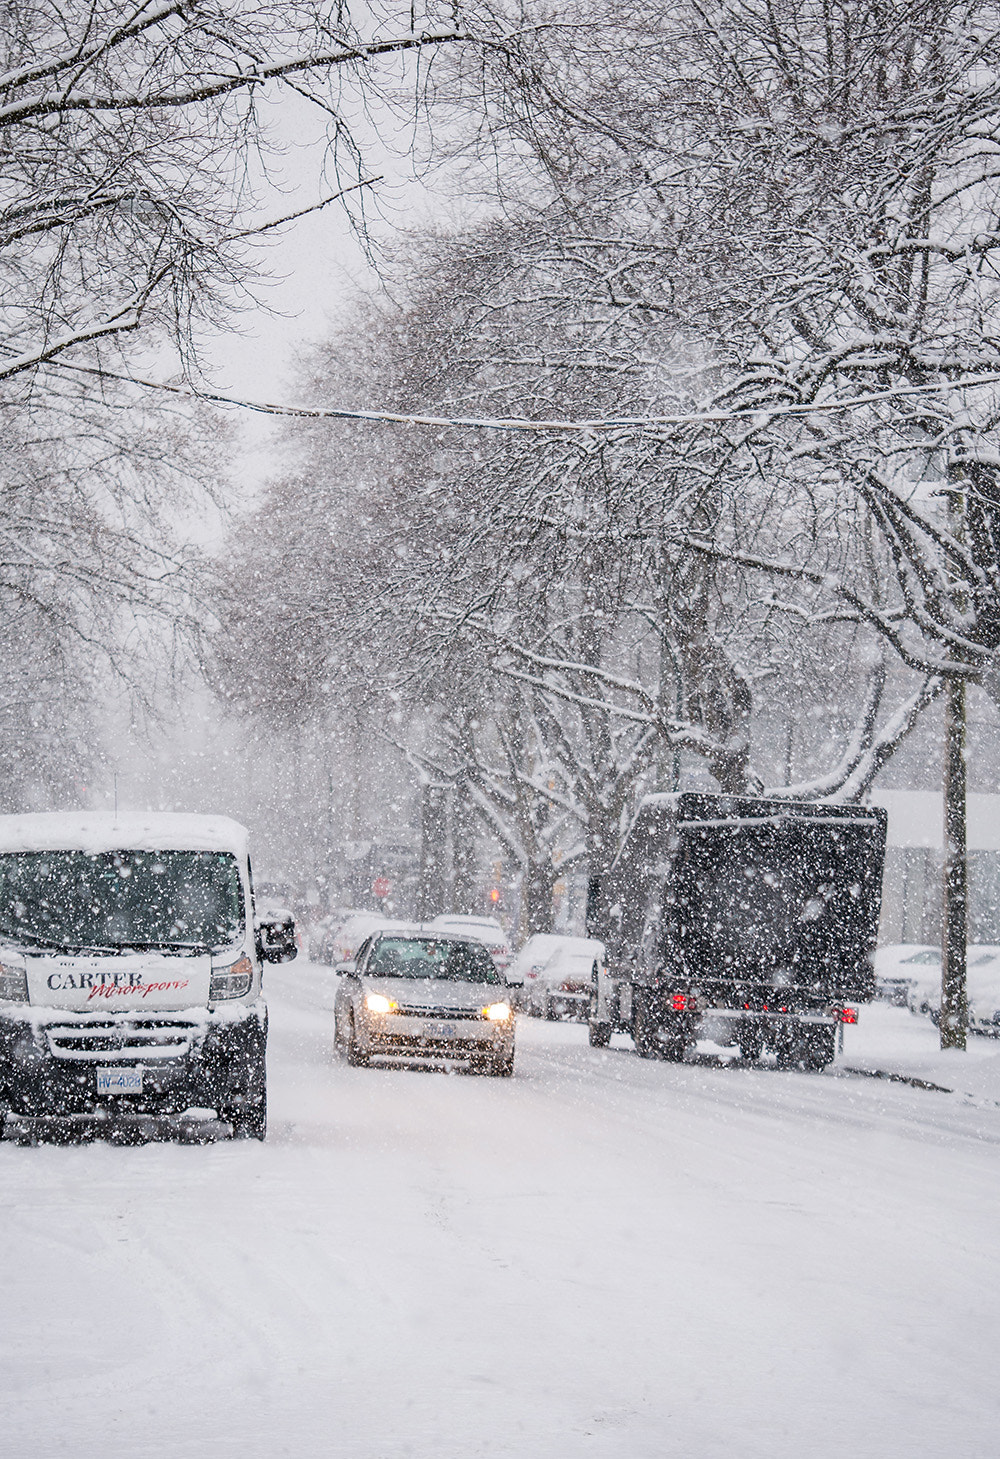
[520,861,555,937]
[451,781,478,913]
[419,783,448,922]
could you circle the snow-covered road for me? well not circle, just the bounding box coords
[4,961,999,1459]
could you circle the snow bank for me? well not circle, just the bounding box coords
[840,1001,1000,1103]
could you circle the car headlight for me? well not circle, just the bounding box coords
[210,954,253,1001]
[0,963,28,1002]
[365,992,397,1014]
[482,1002,512,1022]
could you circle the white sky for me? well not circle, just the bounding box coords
[191,86,466,489]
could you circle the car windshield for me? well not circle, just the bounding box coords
[0,849,244,952]
[367,936,503,984]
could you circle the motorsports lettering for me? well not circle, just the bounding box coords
[44,968,192,999]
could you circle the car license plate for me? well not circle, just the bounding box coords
[426,1023,456,1039]
[96,1067,143,1094]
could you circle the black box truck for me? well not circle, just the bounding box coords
[587,792,887,1070]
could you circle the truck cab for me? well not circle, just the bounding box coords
[0,812,295,1141]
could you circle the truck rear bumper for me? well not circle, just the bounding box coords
[704,1007,836,1026]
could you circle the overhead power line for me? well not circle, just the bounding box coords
[52,359,1000,435]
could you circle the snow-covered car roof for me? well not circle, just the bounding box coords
[428,914,508,942]
[546,943,605,966]
[0,811,250,858]
[367,923,493,944]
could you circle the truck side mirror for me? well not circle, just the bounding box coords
[257,909,297,964]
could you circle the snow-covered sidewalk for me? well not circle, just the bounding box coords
[837,1001,1000,1103]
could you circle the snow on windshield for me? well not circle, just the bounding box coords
[0,850,244,952]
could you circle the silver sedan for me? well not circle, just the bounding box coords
[334,929,516,1076]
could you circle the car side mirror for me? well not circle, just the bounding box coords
[334,959,357,976]
[257,910,297,964]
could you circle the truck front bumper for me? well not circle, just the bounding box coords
[0,1004,266,1127]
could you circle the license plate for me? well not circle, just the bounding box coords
[426,1023,456,1039]
[96,1067,143,1094]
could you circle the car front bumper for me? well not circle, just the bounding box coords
[359,1008,514,1061]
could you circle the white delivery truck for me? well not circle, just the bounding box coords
[0,812,295,1141]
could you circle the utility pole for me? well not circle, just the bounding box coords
[941,467,968,1052]
[940,675,968,1049]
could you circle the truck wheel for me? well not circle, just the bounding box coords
[229,1089,267,1140]
[804,1028,836,1071]
[659,1032,689,1062]
[632,996,657,1058]
[738,1023,763,1063]
[225,1051,267,1140]
[346,1011,369,1067]
[588,1021,612,1048]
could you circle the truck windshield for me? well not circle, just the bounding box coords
[0,849,244,952]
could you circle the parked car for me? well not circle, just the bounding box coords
[874,944,941,1007]
[521,935,607,1021]
[307,909,350,963]
[327,910,395,966]
[919,946,1000,1035]
[256,903,298,962]
[508,933,566,1007]
[427,914,512,975]
[333,927,515,1075]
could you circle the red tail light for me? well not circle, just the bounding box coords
[840,1006,859,1024]
[671,992,689,1011]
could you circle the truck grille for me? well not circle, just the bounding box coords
[43,1016,201,1064]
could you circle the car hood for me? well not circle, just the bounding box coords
[360,976,508,1012]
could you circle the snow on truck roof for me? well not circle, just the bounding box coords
[0,811,250,857]
[636,792,885,830]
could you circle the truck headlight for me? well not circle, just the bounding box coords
[0,964,27,1002]
[482,1002,512,1022]
[365,992,397,1014]
[210,954,253,1000]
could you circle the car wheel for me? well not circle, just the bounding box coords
[490,1050,515,1077]
[346,1011,369,1067]
[588,1020,611,1048]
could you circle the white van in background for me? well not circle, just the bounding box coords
[0,812,295,1142]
